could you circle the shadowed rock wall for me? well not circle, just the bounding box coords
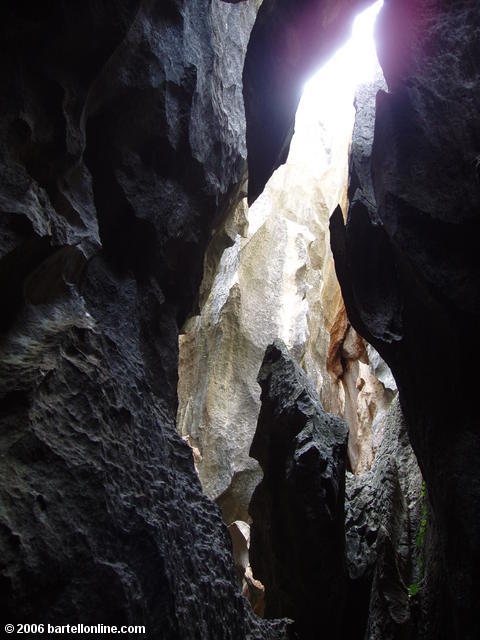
[249,343,426,639]
[346,397,427,639]
[329,1,480,637]
[241,0,480,636]
[249,340,348,639]
[0,1,290,636]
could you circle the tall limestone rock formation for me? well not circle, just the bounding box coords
[329,1,480,637]
[242,1,480,637]
[249,340,349,640]
[3,0,478,637]
[248,341,428,639]
[177,69,354,523]
[177,31,395,527]
[0,1,293,635]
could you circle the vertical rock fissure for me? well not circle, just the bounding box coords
[177,3,394,509]
[176,4,408,623]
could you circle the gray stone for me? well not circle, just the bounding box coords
[0,2,290,636]
[331,1,480,636]
[345,397,424,638]
[249,340,348,639]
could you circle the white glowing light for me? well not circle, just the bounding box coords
[349,0,384,84]
[293,0,384,165]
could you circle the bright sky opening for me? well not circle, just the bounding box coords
[297,0,384,131]
[248,0,385,235]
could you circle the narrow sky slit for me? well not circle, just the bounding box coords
[297,0,384,137]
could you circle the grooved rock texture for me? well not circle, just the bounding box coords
[0,2,290,636]
[177,60,395,525]
[243,0,371,203]
[329,1,480,637]
[249,340,348,640]
[248,346,432,639]
[177,77,355,524]
[345,397,426,639]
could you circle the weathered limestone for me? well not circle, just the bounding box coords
[5,0,478,636]
[329,1,480,636]
[0,2,291,636]
[177,70,356,523]
[249,340,349,639]
[248,342,429,639]
[177,53,395,526]
[345,397,426,638]
[228,520,265,617]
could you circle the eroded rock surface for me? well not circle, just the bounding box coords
[249,340,348,639]
[330,1,480,637]
[243,0,371,202]
[0,2,289,636]
[345,397,425,639]
[177,77,355,523]
[177,64,395,523]
[249,345,430,639]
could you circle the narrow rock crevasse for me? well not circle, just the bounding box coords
[177,11,395,536]
[1,0,479,638]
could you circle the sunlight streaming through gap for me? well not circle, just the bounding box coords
[296,0,384,149]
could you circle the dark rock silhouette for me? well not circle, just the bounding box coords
[249,340,348,639]
[0,1,288,636]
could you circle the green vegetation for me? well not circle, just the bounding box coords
[408,480,427,600]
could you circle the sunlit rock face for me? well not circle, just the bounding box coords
[177,75,356,523]
[178,50,396,523]
[338,326,396,473]
[0,2,291,636]
[228,520,265,616]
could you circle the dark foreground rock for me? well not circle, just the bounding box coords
[345,397,432,639]
[249,340,348,639]
[0,259,289,640]
[249,344,436,640]
[0,2,290,636]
